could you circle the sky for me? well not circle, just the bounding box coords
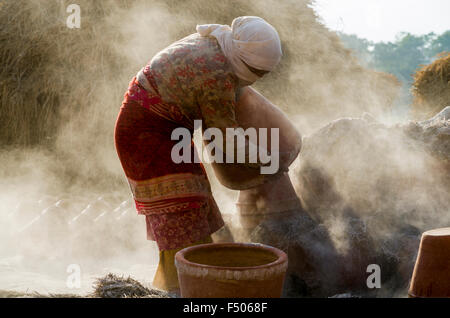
[312,0,450,43]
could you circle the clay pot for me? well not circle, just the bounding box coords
[208,87,302,190]
[408,228,450,298]
[236,172,302,233]
[175,243,288,298]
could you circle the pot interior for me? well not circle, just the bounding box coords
[184,245,279,268]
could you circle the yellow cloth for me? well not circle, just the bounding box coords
[152,236,213,292]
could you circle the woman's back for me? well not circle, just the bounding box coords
[145,33,240,129]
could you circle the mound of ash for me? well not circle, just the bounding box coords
[247,107,449,297]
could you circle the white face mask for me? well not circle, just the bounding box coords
[197,16,282,83]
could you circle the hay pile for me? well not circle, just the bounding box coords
[0,291,82,298]
[91,273,170,298]
[0,274,170,298]
[0,0,400,149]
[412,53,450,120]
[0,1,124,147]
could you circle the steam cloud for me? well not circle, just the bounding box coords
[0,0,447,296]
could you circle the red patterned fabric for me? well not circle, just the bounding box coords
[114,78,224,251]
[144,33,241,135]
[114,34,246,251]
[145,199,223,251]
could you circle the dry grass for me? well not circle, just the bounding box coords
[91,273,169,298]
[0,273,170,298]
[412,53,450,120]
[0,290,82,298]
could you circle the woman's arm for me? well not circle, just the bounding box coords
[198,75,263,168]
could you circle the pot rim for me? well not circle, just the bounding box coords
[175,242,287,271]
[423,227,450,236]
[408,291,450,298]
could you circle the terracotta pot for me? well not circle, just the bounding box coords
[208,86,302,190]
[236,172,302,233]
[175,243,288,298]
[408,227,450,298]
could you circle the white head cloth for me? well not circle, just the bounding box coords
[196,16,282,83]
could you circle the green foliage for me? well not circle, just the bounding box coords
[338,33,373,67]
[373,33,429,84]
[338,31,450,86]
[428,30,450,57]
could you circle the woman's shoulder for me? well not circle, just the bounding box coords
[148,33,238,98]
[171,33,218,50]
[151,34,229,69]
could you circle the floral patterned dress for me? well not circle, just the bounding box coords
[146,33,240,132]
[115,33,241,251]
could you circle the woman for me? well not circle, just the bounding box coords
[114,16,282,292]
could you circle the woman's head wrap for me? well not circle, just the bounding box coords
[196,16,282,83]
